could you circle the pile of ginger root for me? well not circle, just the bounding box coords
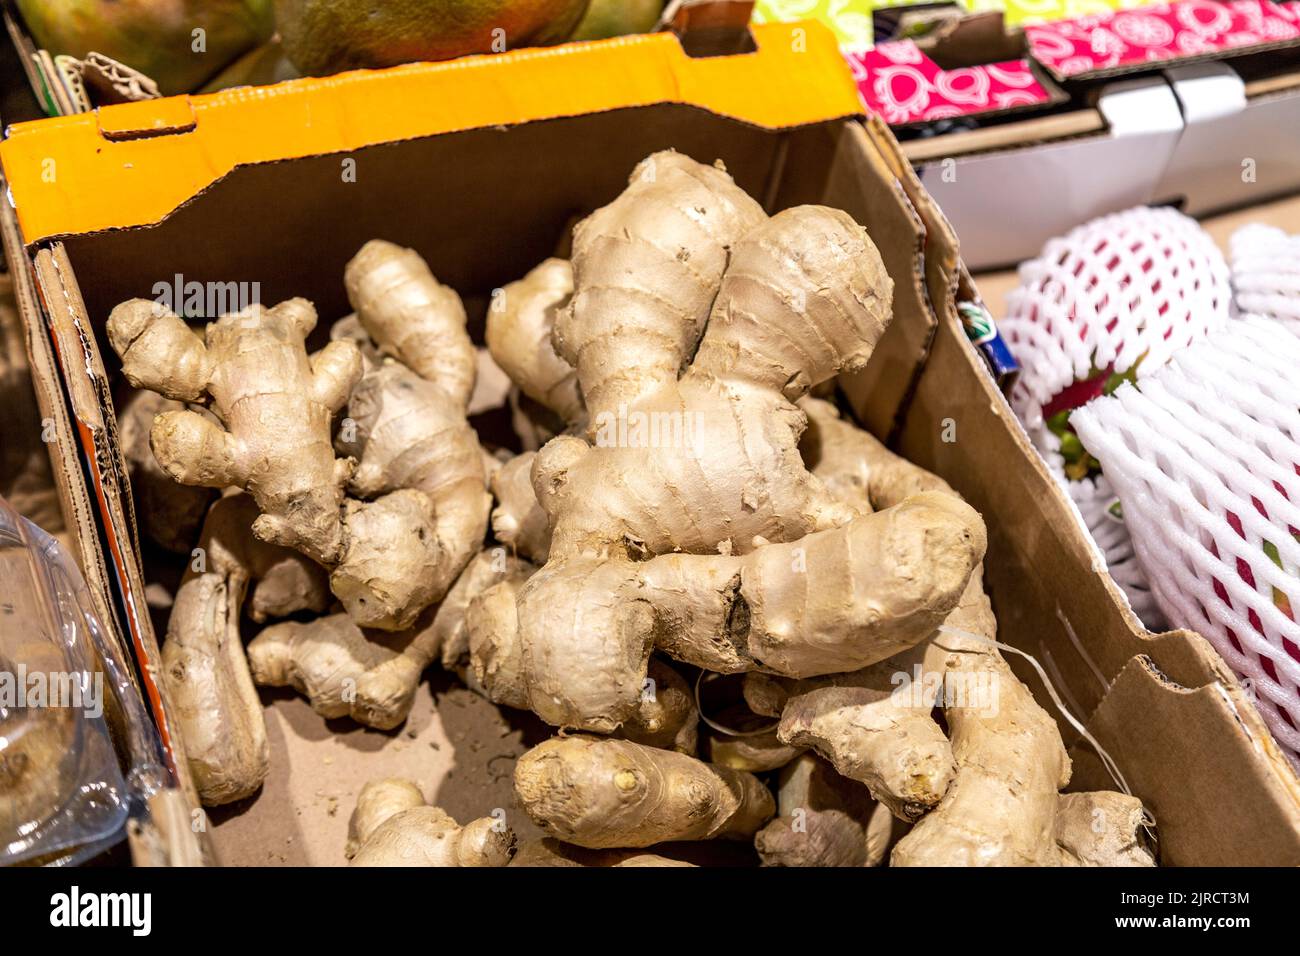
[111,150,1155,867]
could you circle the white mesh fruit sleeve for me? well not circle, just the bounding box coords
[1073,316,1300,770]
[1001,206,1231,435]
[1231,223,1300,333]
[998,206,1231,629]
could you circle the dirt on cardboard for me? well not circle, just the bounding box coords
[207,672,549,866]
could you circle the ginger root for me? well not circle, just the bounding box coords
[619,658,699,755]
[1054,792,1155,867]
[743,647,957,821]
[437,548,536,673]
[248,608,437,730]
[346,778,424,858]
[472,583,700,754]
[244,547,332,625]
[755,753,897,867]
[107,296,442,630]
[483,262,579,566]
[344,240,475,408]
[347,778,514,867]
[486,257,583,426]
[466,573,536,711]
[741,400,954,820]
[514,736,774,848]
[109,297,358,564]
[469,584,701,754]
[472,151,984,734]
[328,314,380,370]
[489,451,551,563]
[703,704,801,773]
[164,493,328,805]
[250,548,533,728]
[118,389,214,553]
[331,489,442,630]
[339,245,492,605]
[792,399,1151,866]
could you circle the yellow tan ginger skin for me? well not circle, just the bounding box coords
[341,240,493,603]
[347,778,514,867]
[469,150,985,735]
[514,736,773,848]
[106,296,441,630]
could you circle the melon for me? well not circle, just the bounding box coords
[273,0,592,76]
[16,0,274,95]
[568,0,665,42]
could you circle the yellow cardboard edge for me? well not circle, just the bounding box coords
[1,23,863,245]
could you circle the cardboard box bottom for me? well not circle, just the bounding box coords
[13,102,1299,865]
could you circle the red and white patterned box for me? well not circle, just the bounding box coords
[846,41,1056,125]
[1026,0,1300,79]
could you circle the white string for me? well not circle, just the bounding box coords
[937,623,1158,841]
[693,671,778,737]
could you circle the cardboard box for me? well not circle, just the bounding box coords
[972,194,1300,785]
[911,59,1300,269]
[696,5,1300,272]
[824,2,1300,270]
[8,0,1300,276]
[2,20,1297,865]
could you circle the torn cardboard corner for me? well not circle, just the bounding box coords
[1071,652,1300,867]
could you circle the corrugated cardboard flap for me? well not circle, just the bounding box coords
[0,22,863,245]
[30,242,202,807]
[1072,644,1300,866]
[885,166,1300,862]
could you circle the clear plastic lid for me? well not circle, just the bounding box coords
[0,493,157,865]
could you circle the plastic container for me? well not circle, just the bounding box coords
[0,494,166,865]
